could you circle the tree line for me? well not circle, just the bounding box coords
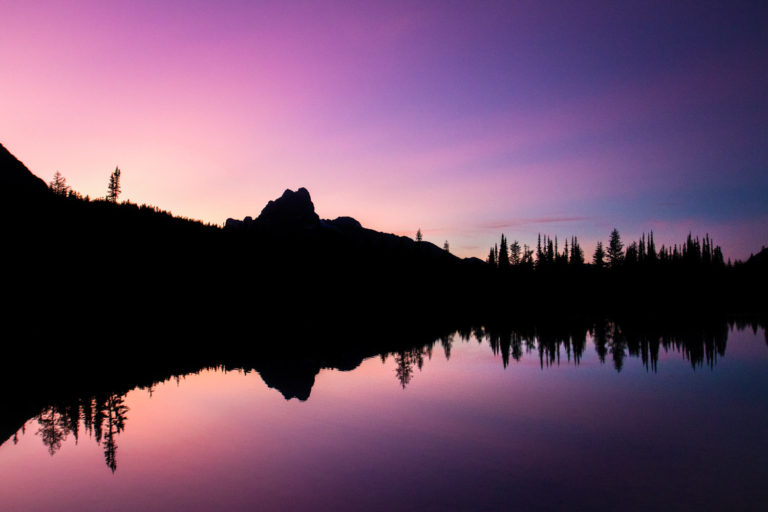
[485,228,726,270]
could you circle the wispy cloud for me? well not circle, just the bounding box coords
[476,216,591,231]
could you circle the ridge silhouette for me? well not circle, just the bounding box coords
[1,140,766,340]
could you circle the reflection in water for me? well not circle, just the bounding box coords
[34,394,128,472]
[383,318,739,390]
[10,317,767,472]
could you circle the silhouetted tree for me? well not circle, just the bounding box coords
[107,166,121,203]
[625,242,639,265]
[509,240,521,265]
[607,228,624,268]
[49,171,69,196]
[498,234,510,268]
[443,240,450,252]
[592,241,605,268]
[546,236,555,264]
[570,236,584,266]
[713,246,724,266]
[536,234,545,267]
[647,231,657,262]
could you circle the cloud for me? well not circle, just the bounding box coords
[476,216,590,230]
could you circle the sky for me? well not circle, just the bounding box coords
[1,0,766,260]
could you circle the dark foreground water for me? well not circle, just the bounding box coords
[1,323,767,511]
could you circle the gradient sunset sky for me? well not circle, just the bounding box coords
[2,0,766,259]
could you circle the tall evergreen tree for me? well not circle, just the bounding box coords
[536,234,544,266]
[593,241,606,268]
[488,244,497,266]
[606,228,624,268]
[107,166,121,203]
[546,236,555,264]
[49,171,69,196]
[570,236,584,266]
[498,234,510,268]
[625,242,639,265]
[521,244,534,267]
[647,231,657,262]
[509,240,521,265]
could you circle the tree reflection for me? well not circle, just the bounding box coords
[393,348,426,389]
[33,393,128,471]
[9,316,764,469]
[36,407,71,456]
[99,394,129,473]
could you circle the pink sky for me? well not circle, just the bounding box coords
[2,1,766,259]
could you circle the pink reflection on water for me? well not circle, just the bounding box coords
[0,327,766,511]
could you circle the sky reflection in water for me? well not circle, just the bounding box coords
[1,325,767,511]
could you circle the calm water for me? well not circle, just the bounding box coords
[2,323,767,511]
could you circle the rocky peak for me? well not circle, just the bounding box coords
[257,187,320,230]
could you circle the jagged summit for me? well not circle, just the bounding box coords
[224,186,459,262]
[258,187,320,230]
[225,187,323,231]
[0,142,49,195]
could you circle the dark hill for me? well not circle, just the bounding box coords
[0,142,49,196]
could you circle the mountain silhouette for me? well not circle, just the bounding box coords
[225,186,459,262]
[0,142,49,196]
[0,138,766,341]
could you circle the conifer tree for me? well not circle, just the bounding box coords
[536,234,544,267]
[593,241,606,268]
[488,245,497,266]
[498,234,510,268]
[415,228,423,242]
[647,231,657,262]
[107,166,121,203]
[570,236,584,266]
[606,228,624,268]
[625,242,638,265]
[49,171,69,196]
[509,240,521,265]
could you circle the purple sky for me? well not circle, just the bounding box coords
[1,0,766,259]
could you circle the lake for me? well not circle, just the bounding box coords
[1,320,766,511]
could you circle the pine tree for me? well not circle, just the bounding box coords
[606,228,624,268]
[625,242,638,265]
[546,236,555,264]
[488,245,496,266]
[49,171,69,196]
[443,240,450,253]
[570,236,584,266]
[647,231,657,263]
[498,234,510,268]
[107,166,121,203]
[536,234,544,267]
[509,240,521,265]
[415,228,423,242]
[593,241,605,268]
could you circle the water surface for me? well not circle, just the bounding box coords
[1,322,767,511]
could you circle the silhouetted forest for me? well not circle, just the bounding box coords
[2,141,766,341]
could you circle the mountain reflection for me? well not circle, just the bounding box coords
[5,316,766,472]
